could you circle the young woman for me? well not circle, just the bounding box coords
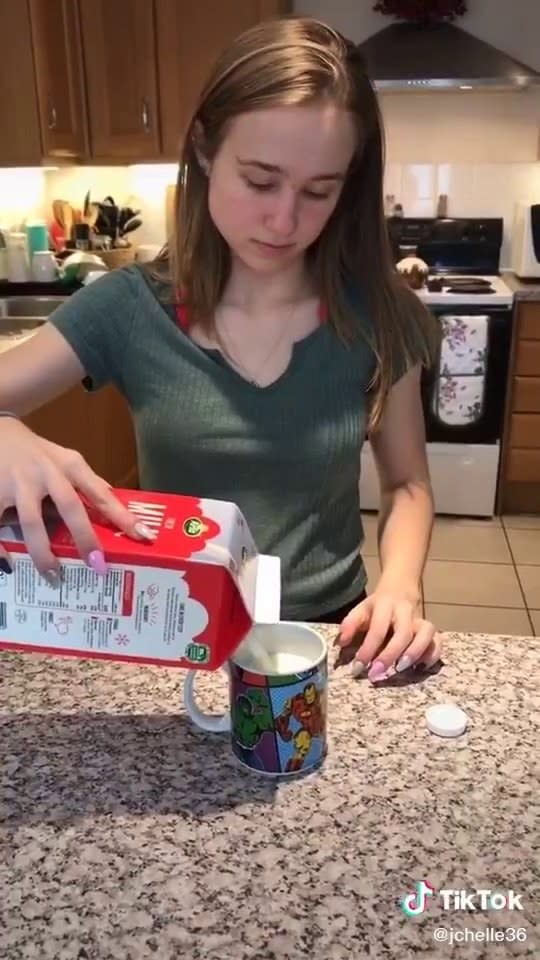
[0,17,441,682]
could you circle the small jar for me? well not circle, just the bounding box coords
[74,223,90,251]
[6,232,30,282]
[31,250,58,282]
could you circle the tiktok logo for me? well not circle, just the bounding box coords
[401,880,436,917]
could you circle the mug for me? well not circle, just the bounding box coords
[183,622,328,776]
[31,251,57,282]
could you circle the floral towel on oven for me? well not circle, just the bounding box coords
[434,315,489,426]
[439,315,488,375]
[435,375,484,425]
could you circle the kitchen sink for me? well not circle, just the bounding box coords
[0,296,66,319]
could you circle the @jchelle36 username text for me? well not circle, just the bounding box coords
[433,926,528,946]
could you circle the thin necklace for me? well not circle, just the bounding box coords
[213,305,296,388]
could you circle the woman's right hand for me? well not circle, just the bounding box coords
[0,418,155,583]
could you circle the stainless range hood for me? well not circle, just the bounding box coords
[357,22,540,91]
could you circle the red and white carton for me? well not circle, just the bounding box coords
[0,489,281,671]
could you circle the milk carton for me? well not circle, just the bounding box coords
[0,489,281,670]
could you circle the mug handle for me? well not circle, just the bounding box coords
[183,667,232,733]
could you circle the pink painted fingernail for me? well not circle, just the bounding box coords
[368,659,389,683]
[134,522,157,541]
[87,550,108,575]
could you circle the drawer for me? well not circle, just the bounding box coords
[510,414,540,448]
[518,302,540,340]
[507,448,540,482]
[513,376,540,412]
[515,340,540,376]
[502,481,540,514]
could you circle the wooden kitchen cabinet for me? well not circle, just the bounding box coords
[156,0,289,159]
[498,300,540,513]
[0,0,291,167]
[0,1,42,165]
[23,385,138,490]
[78,0,161,161]
[29,0,88,159]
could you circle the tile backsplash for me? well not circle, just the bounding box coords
[384,162,540,266]
[1,159,538,268]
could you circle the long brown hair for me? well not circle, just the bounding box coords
[157,16,437,428]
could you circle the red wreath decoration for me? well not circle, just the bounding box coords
[373,1,467,24]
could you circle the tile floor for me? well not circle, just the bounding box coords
[361,513,540,637]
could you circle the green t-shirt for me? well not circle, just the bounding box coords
[49,264,402,619]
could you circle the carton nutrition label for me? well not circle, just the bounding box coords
[0,557,210,661]
[14,559,133,615]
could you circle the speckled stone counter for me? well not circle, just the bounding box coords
[503,272,540,302]
[1,628,539,960]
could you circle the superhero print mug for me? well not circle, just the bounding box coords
[183,623,328,776]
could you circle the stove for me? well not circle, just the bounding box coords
[417,273,514,307]
[360,216,514,517]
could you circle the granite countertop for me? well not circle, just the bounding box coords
[1,627,539,960]
[503,272,540,302]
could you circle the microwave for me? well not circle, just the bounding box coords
[511,203,540,279]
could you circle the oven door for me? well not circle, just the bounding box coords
[422,304,512,443]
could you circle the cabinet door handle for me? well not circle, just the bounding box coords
[142,98,151,133]
[48,103,57,130]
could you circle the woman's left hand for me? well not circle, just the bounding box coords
[336,580,442,682]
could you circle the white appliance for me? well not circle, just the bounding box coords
[360,217,514,517]
[511,203,540,279]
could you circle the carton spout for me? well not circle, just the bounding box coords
[253,554,281,624]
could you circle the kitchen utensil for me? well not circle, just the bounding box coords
[52,199,65,227]
[98,197,120,243]
[117,207,140,233]
[54,201,74,243]
[120,216,142,236]
[81,190,100,231]
[49,220,65,253]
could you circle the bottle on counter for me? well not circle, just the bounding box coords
[0,228,7,281]
[6,232,30,282]
[25,222,50,262]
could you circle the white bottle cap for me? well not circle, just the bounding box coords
[425,703,468,738]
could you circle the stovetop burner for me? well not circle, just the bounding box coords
[427,276,495,294]
[418,273,514,306]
